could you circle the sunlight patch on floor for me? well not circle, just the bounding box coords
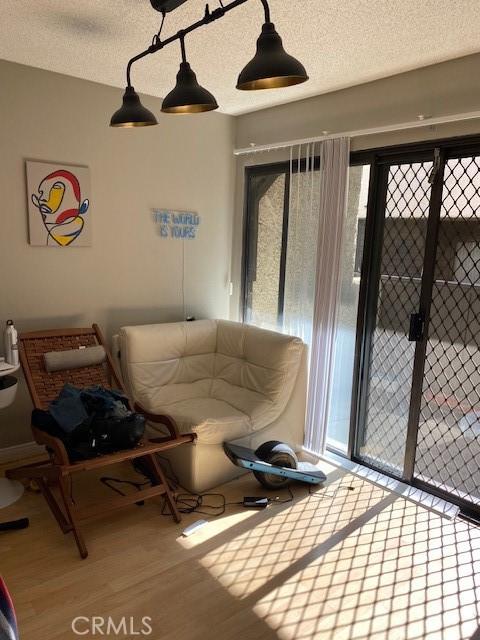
[177,510,258,549]
[253,498,480,640]
[199,475,388,598]
[197,474,480,640]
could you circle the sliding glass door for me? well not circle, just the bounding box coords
[355,159,433,475]
[414,154,480,511]
[353,141,480,518]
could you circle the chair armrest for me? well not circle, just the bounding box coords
[134,403,180,439]
[31,426,70,466]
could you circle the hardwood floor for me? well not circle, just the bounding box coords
[1,457,480,640]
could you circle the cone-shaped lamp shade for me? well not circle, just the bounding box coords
[110,86,158,127]
[237,22,308,90]
[162,62,218,114]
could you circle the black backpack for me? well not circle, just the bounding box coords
[32,409,145,461]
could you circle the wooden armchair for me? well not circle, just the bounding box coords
[6,324,194,559]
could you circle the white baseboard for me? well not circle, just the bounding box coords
[0,441,43,464]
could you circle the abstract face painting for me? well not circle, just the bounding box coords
[26,162,91,246]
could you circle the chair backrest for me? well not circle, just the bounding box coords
[19,324,124,410]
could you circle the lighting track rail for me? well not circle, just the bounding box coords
[110,0,308,126]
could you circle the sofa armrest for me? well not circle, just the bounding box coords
[134,402,181,440]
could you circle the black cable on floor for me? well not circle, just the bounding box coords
[101,454,355,517]
[308,482,355,499]
[162,492,229,517]
[267,485,294,504]
[100,476,150,497]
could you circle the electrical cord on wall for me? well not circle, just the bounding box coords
[182,237,186,320]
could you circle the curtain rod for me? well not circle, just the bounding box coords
[233,109,480,156]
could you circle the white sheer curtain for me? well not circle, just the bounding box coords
[304,138,350,454]
[281,138,350,454]
[245,138,350,453]
[282,143,321,345]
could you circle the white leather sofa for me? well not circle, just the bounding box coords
[116,320,307,493]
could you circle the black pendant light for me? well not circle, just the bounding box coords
[237,22,308,91]
[110,86,158,127]
[161,38,218,114]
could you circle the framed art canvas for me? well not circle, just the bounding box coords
[26,161,91,247]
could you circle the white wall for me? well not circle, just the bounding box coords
[0,60,235,448]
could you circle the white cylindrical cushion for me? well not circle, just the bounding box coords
[44,345,106,372]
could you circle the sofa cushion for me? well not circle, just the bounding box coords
[150,397,251,445]
[119,319,217,410]
[213,320,304,429]
[210,378,272,422]
[122,319,217,363]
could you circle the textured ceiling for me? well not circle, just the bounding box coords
[1,0,480,115]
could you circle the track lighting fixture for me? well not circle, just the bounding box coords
[110,0,308,127]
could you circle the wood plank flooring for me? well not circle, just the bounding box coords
[1,458,480,640]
